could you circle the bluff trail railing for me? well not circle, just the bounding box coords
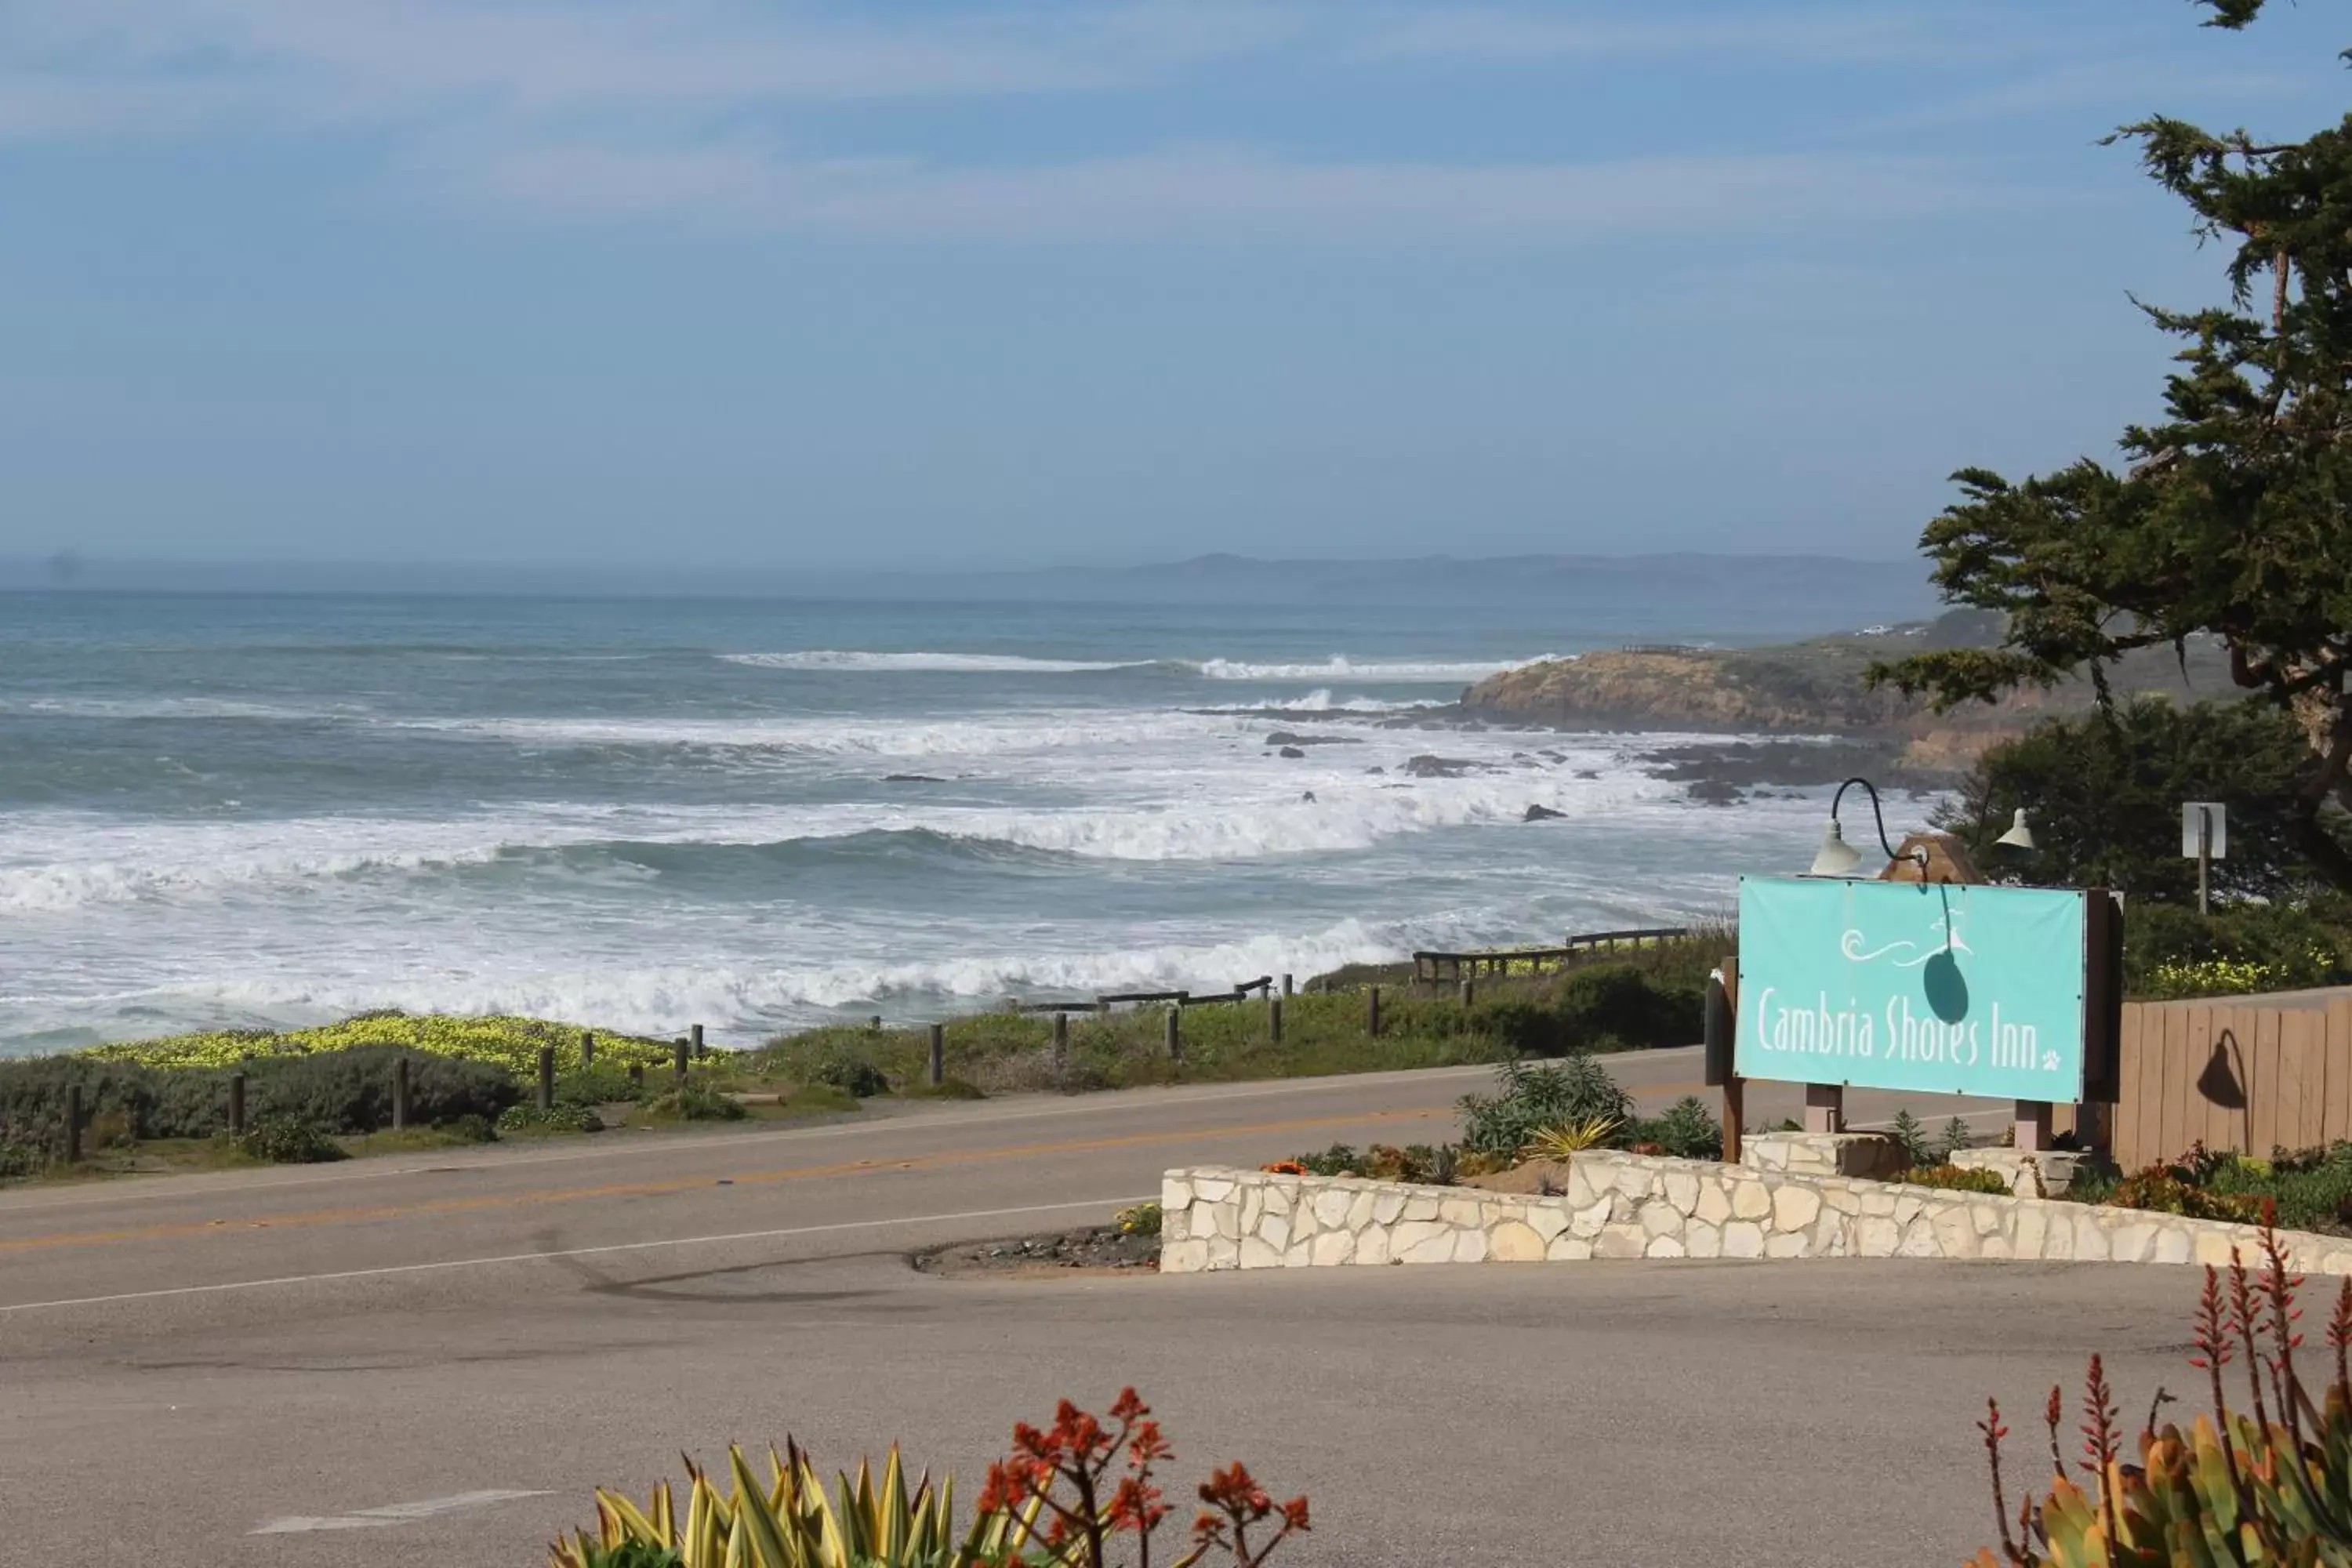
[1410,927,1691,984]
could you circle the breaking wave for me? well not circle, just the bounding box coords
[718,650,1558,683]
[1192,655,1556,683]
[130,915,1458,1036]
[720,651,1149,673]
[0,772,1676,913]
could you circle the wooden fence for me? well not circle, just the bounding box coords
[2109,993,2352,1170]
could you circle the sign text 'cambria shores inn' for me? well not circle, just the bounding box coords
[1735,877,2092,1102]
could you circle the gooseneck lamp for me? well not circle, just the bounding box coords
[1806,776,1922,878]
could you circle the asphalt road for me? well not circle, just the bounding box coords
[0,1054,2199,1566]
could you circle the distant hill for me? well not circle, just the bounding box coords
[860,553,1940,639]
[1,551,1938,639]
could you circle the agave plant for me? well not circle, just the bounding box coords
[1972,1217,2352,1566]
[550,1443,1039,1568]
[1519,1116,1621,1161]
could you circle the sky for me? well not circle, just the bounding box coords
[0,0,2343,574]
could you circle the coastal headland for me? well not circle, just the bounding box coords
[1446,610,2240,790]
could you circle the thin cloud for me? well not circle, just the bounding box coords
[1346,5,1987,68]
[423,139,2020,241]
[0,0,2067,244]
[2,0,1138,137]
[1838,59,2319,138]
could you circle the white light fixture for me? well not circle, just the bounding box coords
[1807,819,1865,878]
[1804,776,1923,878]
[1994,807,2036,852]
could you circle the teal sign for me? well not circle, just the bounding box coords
[1736,877,2089,1101]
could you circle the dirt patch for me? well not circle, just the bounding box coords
[913,1225,1160,1278]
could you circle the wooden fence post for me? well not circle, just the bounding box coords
[928,1024,946,1087]
[64,1083,82,1164]
[1270,996,1284,1044]
[1165,1006,1181,1062]
[1052,1011,1069,1067]
[538,1047,556,1112]
[1459,978,1475,1010]
[691,1024,705,1059]
[1367,985,1382,1037]
[392,1055,410,1131]
[1282,973,1294,997]
[629,1064,644,1095]
[581,1031,596,1070]
[228,1070,247,1138]
[672,1040,689,1085]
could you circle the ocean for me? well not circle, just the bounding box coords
[0,590,1847,1055]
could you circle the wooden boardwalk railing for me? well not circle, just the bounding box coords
[995,927,1697,1018]
[1412,927,1693,983]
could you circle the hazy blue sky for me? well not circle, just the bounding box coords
[0,1,2339,572]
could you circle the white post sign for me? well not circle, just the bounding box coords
[2180,803,2227,860]
[2183,802,2226,915]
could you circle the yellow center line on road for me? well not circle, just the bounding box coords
[0,1101,1485,1258]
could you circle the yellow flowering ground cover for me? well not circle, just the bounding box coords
[82,1012,678,1077]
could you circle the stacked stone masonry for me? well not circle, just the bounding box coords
[1158,1150,2352,1276]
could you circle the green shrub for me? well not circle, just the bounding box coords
[2067,1142,2352,1232]
[2194,1142,2352,1232]
[555,1064,646,1108]
[1293,1144,1363,1177]
[235,1116,348,1164]
[499,1102,604,1134]
[1938,1116,1975,1160]
[1458,1055,1633,1156]
[441,1114,498,1144]
[1630,1095,1723,1160]
[643,1083,747,1123]
[1897,1163,2012,1195]
[1279,1143,1461,1185]
[2097,1163,2261,1222]
[247,1047,519,1134]
[1552,964,1703,1049]
[0,1056,161,1156]
[1115,1201,1163,1237]
[2125,900,2349,997]
[1886,1108,1933,1169]
[809,1054,891,1098]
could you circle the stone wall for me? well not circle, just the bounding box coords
[1159,1152,2352,1276]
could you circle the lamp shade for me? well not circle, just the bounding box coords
[1994,808,2036,851]
[1806,818,1865,877]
